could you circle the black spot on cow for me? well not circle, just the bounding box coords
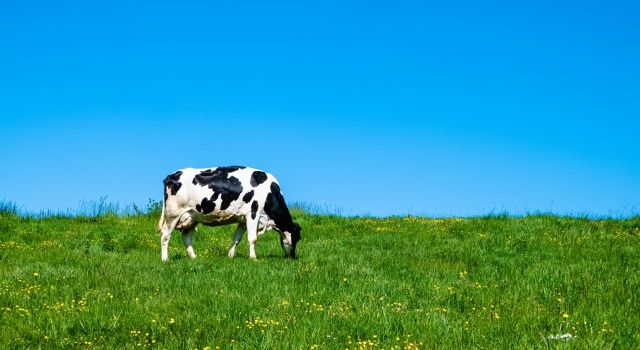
[220,176,242,210]
[163,171,183,201]
[251,201,259,220]
[217,166,246,173]
[242,190,254,203]
[197,196,217,214]
[250,171,268,187]
[192,168,243,211]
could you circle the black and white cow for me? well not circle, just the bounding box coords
[158,166,301,261]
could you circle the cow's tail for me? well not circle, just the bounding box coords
[157,196,166,233]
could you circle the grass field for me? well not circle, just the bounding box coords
[1,204,639,349]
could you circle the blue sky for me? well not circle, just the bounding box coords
[1,0,639,216]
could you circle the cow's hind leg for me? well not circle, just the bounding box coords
[228,224,246,258]
[160,222,174,262]
[160,210,190,262]
[181,228,197,259]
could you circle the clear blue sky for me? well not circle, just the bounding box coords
[1,0,639,216]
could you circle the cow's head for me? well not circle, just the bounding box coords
[280,223,302,258]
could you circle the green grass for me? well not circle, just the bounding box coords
[0,207,639,349]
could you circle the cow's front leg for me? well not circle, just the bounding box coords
[247,220,259,260]
[228,224,246,258]
[181,229,196,259]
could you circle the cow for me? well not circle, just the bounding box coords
[157,166,301,261]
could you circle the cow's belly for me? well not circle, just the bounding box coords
[175,209,245,229]
[197,210,245,227]
[173,207,275,234]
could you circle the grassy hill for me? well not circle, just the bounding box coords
[1,206,639,349]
